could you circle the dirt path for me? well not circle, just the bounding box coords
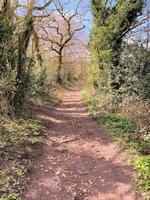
[24,87,141,200]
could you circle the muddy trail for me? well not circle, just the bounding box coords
[24,87,141,200]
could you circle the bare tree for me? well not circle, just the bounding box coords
[38,0,85,83]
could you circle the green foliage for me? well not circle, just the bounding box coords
[82,92,135,135]
[90,0,145,92]
[0,193,22,200]
[13,58,34,114]
[31,68,52,97]
[0,14,16,74]
[134,156,150,191]
[0,1,47,115]
[0,11,17,115]
[0,117,45,151]
[118,44,150,100]
[29,67,59,106]
[0,116,46,198]
[103,113,135,134]
[17,166,27,178]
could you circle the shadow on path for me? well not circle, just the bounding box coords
[24,87,141,200]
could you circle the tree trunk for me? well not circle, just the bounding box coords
[33,29,43,67]
[56,51,63,84]
[13,16,34,113]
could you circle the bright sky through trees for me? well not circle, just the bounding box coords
[18,0,92,37]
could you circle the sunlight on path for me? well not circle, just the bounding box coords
[24,87,141,200]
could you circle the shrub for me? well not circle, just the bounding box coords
[134,156,150,192]
[104,113,135,134]
[118,44,150,100]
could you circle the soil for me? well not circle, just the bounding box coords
[24,87,141,200]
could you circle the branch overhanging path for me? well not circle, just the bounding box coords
[24,87,141,200]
